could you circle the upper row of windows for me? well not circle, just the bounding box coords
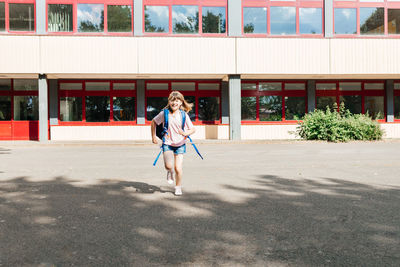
[1,1,400,36]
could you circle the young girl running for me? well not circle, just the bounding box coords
[151,91,195,196]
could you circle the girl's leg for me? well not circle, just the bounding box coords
[174,154,184,186]
[163,151,174,173]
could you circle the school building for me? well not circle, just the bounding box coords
[1,0,400,141]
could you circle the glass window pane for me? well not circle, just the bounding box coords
[285,96,305,120]
[340,95,362,114]
[9,4,35,31]
[241,83,257,90]
[299,8,322,34]
[172,5,199,34]
[171,82,195,91]
[0,96,11,120]
[259,82,282,91]
[285,83,305,90]
[113,83,135,90]
[108,5,132,32]
[185,96,196,121]
[316,83,336,90]
[395,83,400,90]
[0,79,11,91]
[259,96,282,121]
[241,97,256,121]
[316,96,336,111]
[14,96,38,120]
[144,6,169,33]
[395,96,400,119]
[199,83,219,90]
[85,96,110,122]
[388,9,400,34]
[0,2,5,31]
[78,4,104,32]
[364,83,384,90]
[14,79,38,91]
[60,83,82,90]
[270,7,296,35]
[48,4,73,32]
[365,96,384,119]
[147,97,168,120]
[86,82,110,91]
[60,97,82,121]
[243,7,267,34]
[360,8,384,35]
[334,8,357,34]
[198,97,219,121]
[113,97,135,121]
[339,82,361,91]
[202,6,226,34]
[147,83,168,90]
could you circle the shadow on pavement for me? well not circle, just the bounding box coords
[0,175,399,266]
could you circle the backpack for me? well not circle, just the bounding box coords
[155,109,186,141]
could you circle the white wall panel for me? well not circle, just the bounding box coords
[138,37,236,74]
[330,39,400,75]
[0,36,40,73]
[380,124,400,139]
[40,36,138,74]
[237,38,330,74]
[241,125,299,140]
[51,126,149,141]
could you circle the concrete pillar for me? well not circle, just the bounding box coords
[221,81,229,124]
[307,80,316,112]
[324,0,333,37]
[229,75,241,140]
[228,0,242,36]
[38,74,48,142]
[137,80,145,124]
[49,79,58,126]
[386,80,394,123]
[134,0,143,36]
[36,0,46,34]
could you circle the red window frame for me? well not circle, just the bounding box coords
[0,0,36,34]
[46,0,133,35]
[333,0,400,38]
[394,80,400,122]
[145,80,222,125]
[58,79,137,125]
[241,80,308,124]
[242,0,324,37]
[143,0,228,36]
[315,80,386,122]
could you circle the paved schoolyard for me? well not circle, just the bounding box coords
[0,140,399,266]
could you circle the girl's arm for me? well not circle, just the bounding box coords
[151,120,158,144]
[179,126,195,137]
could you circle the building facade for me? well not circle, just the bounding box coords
[1,0,400,141]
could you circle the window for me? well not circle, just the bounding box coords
[58,80,136,124]
[14,96,38,120]
[394,82,400,120]
[47,0,132,34]
[316,81,385,120]
[388,9,400,34]
[144,0,227,35]
[243,0,323,36]
[9,3,35,32]
[360,8,384,35]
[334,8,357,34]
[0,96,11,120]
[0,2,5,31]
[241,81,307,122]
[145,81,221,123]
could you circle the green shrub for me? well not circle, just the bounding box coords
[297,103,383,142]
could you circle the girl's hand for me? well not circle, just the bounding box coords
[152,136,158,144]
[178,129,187,136]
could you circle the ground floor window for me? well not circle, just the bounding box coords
[59,80,136,124]
[241,81,306,123]
[145,81,221,124]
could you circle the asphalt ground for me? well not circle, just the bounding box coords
[0,140,399,266]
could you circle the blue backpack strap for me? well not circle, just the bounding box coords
[180,109,186,130]
[162,109,169,142]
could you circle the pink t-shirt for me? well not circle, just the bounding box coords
[154,110,194,147]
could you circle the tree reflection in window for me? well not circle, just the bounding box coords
[145,6,168,32]
[243,7,267,34]
[360,8,384,35]
[202,7,225,33]
[285,97,305,120]
[184,96,196,121]
[78,4,104,32]
[113,97,135,121]
[85,96,109,122]
[0,2,6,31]
[0,96,11,120]
[172,5,199,34]
[241,97,256,120]
[147,97,168,121]
[198,97,219,121]
[339,96,362,114]
[259,96,282,121]
[108,5,132,32]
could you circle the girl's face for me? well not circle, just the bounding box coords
[169,98,182,112]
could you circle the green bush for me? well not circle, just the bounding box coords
[297,103,383,142]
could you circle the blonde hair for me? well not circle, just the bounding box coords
[165,91,193,113]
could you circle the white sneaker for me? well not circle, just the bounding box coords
[174,186,182,196]
[167,171,174,185]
